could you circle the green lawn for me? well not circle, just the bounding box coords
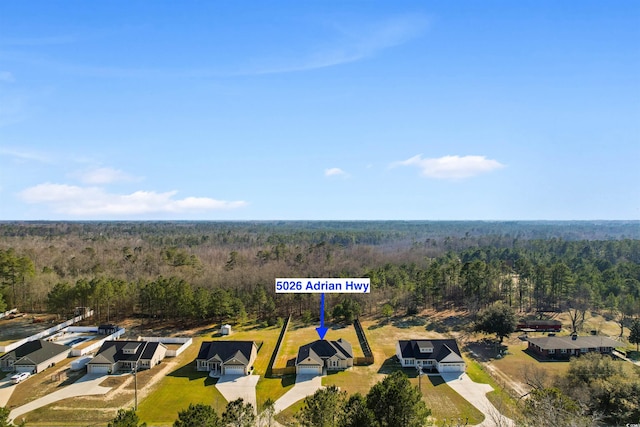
[256,375,296,412]
[136,357,227,425]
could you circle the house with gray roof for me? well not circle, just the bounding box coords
[196,341,257,376]
[296,339,353,375]
[396,339,466,373]
[0,339,70,373]
[86,340,167,374]
[526,335,621,360]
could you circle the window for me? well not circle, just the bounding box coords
[580,348,587,353]
[561,349,567,353]
[549,349,555,354]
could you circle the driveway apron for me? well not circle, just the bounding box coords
[9,374,111,422]
[215,374,260,413]
[273,374,323,414]
[441,372,515,427]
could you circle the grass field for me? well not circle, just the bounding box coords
[136,363,227,425]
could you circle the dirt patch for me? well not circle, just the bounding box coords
[0,313,58,343]
[116,317,219,339]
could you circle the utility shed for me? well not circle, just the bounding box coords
[221,324,232,335]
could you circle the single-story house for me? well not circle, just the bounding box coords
[396,339,466,373]
[86,340,167,374]
[196,341,257,376]
[0,340,70,373]
[296,339,353,375]
[526,335,622,360]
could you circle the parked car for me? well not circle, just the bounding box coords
[10,372,30,384]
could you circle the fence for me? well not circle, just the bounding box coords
[136,336,193,357]
[268,315,291,376]
[69,327,126,356]
[354,356,374,366]
[271,366,296,376]
[0,308,18,320]
[0,310,95,353]
[353,318,374,362]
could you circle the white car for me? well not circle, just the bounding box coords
[10,372,30,384]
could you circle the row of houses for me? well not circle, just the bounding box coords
[0,337,468,377]
[1,334,623,378]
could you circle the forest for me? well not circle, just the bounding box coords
[0,221,639,330]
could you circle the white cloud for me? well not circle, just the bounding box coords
[78,167,140,184]
[20,183,247,216]
[325,167,348,177]
[391,154,505,180]
[0,146,51,163]
[247,14,428,75]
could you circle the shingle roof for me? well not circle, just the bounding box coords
[397,339,463,362]
[0,340,69,366]
[296,339,353,365]
[196,341,256,365]
[526,335,622,350]
[87,340,164,365]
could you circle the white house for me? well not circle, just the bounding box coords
[396,339,465,373]
[86,340,167,375]
[196,341,257,376]
[295,339,353,375]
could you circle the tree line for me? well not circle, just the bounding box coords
[0,223,639,329]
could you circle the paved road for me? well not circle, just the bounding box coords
[0,377,18,407]
[215,374,260,413]
[9,374,111,422]
[273,374,323,414]
[441,373,515,427]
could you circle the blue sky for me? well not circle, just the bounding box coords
[0,1,638,220]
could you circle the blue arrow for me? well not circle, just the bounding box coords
[316,293,328,340]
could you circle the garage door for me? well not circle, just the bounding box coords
[88,365,111,375]
[224,366,245,376]
[297,365,322,375]
[438,363,464,373]
[14,365,34,373]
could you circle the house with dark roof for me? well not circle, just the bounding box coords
[396,339,466,373]
[86,340,167,374]
[196,341,257,376]
[296,339,353,375]
[526,335,621,360]
[0,340,70,374]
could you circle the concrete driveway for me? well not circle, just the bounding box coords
[215,374,260,413]
[9,374,111,422]
[441,372,515,427]
[0,377,18,407]
[273,374,323,414]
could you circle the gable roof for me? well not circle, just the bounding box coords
[88,340,164,365]
[296,339,353,365]
[526,335,622,350]
[397,339,463,363]
[196,341,256,365]
[0,340,69,365]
